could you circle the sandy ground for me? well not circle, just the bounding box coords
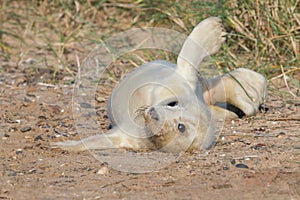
[0,1,299,199]
[0,61,299,200]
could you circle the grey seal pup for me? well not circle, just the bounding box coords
[52,17,267,152]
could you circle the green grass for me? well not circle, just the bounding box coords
[0,0,299,94]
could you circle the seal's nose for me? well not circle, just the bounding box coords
[149,107,159,121]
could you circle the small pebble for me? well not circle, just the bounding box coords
[16,149,23,155]
[53,128,68,137]
[230,159,236,165]
[38,115,47,119]
[80,102,92,108]
[21,127,32,133]
[276,131,286,138]
[235,163,249,169]
[253,143,266,150]
[10,127,17,132]
[25,135,33,139]
[27,168,37,174]
[7,170,17,176]
[129,149,137,154]
[97,166,109,175]
[4,133,10,138]
[34,135,44,141]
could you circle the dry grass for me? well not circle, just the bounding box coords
[0,0,299,97]
[225,0,299,74]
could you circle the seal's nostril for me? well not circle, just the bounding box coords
[149,107,159,120]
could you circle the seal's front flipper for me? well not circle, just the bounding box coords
[176,17,226,90]
[51,127,144,152]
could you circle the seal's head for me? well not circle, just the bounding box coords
[144,97,215,153]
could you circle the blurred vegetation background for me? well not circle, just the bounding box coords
[0,0,299,97]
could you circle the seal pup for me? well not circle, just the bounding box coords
[52,61,217,153]
[52,17,267,152]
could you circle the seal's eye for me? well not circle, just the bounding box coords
[177,123,185,133]
[167,101,178,107]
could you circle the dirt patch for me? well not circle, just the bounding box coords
[0,67,299,199]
